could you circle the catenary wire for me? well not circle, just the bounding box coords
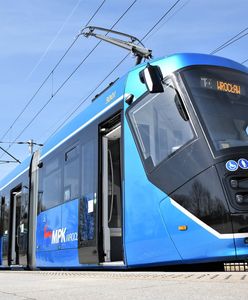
[0,0,107,160]
[77,20,247,118]
[25,0,85,82]
[141,0,181,41]
[0,146,21,164]
[0,0,107,144]
[210,27,248,55]
[1,0,182,159]
[45,53,130,138]
[8,0,137,146]
[142,0,190,43]
[241,58,248,65]
[44,0,182,140]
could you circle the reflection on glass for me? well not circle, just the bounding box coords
[182,67,248,152]
[128,80,194,169]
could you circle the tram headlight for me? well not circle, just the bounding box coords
[235,194,248,204]
[236,194,244,204]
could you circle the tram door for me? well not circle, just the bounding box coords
[101,117,123,262]
[0,197,4,265]
[9,190,28,266]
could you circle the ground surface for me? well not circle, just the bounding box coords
[0,271,247,299]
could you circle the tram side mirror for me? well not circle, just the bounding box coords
[139,64,164,93]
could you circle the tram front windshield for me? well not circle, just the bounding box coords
[182,67,248,153]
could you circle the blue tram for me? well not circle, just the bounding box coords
[1,53,248,269]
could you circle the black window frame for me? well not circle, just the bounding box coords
[126,75,196,174]
[79,136,97,243]
[0,196,5,236]
[63,143,81,202]
[38,152,63,212]
[179,65,248,158]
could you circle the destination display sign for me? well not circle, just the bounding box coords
[200,77,245,95]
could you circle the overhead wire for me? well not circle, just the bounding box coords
[210,27,248,55]
[2,1,247,168]
[25,0,84,82]
[142,0,190,43]
[8,0,137,146]
[0,0,107,159]
[2,0,183,159]
[141,0,181,41]
[242,58,248,65]
[0,146,21,164]
[44,0,182,140]
[46,53,130,137]
[0,0,107,144]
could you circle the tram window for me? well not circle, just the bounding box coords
[64,146,80,201]
[2,196,8,236]
[80,139,97,241]
[0,197,4,236]
[128,80,194,169]
[40,157,62,211]
[182,67,248,153]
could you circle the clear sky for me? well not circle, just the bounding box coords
[0,0,248,180]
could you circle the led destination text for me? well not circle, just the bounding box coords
[216,81,241,95]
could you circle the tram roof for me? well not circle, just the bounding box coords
[0,156,31,191]
[156,52,248,76]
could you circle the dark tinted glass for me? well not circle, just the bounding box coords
[40,157,62,211]
[0,197,4,236]
[182,67,248,152]
[128,80,194,169]
[80,140,97,241]
[64,146,80,201]
[108,138,122,229]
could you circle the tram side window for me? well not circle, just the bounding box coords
[64,146,80,201]
[1,196,8,238]
[0,196,4,236]
[80,139,97,241]
[40,157,62,211]
[128,80,195,169]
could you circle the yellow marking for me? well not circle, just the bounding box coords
[216,81,241,95]
[178,225,188,231]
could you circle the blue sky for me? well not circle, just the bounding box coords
[0,0,248,179]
